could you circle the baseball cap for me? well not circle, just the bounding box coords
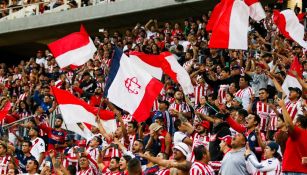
[232,65,241,70]
[267,141,279,151]
[218,135,232,146]
[215,113,227,120]
[173,142,191,158]
[196,121,210,129]
[149,123,163,132]
[288,87,302,97]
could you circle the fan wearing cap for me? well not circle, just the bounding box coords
[193,75,211,107]
[79,71,97,99]
[195,112,231,161]
[278,99,307,174]
[145,123,171,156]
[269,75,303,121]
[140,142,192,175]
[245,141,281,175]
[232,96,243,109]
[189,121,210,162]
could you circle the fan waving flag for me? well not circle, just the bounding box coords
[208,0,249,50]
[51,86,116,138]
[244,0,265,21]
[130,51,194,95]
[282,57,303,97]
[48,25,97,69]
[273,10,307,49]
[104,48,163,122]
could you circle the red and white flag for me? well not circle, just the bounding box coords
[51,86,116,138]
[273,10,307,49]
[104,48,163,122]
[282,57,303,97]
[244,0,265,22]
[48,25,97,69]
[206,1,223,32]
[130,52,194,95]
[208,0,250,50]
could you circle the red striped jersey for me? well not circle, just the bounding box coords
[86,147,99,162]
[255,101,271,131]
[77,155,99,175]
[169,102,191,113]
[218,85,229,104]
[156,168,170,175]
[194,84,210,107]
[285,100,303,121]
[63,147,78,170]
[190,133,210,162]
[18,92,29,101]
[189,161,215,175]
[0,155,11,175]
[152,99,159,111]
[268,111,278,131]
[235,87,254,109]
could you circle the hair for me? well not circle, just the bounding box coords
[111,157,120,164]
[55,115,63,122]
[240,75,249,82]
[254,114,261,126]
[193,145,207,161]
[94,136,102,145]
[23,140,32,147]
[278,114,285,122]
[297,114,307,129]
[122,155,132,162]
[67,165,77,175]
[174,119,182,131]
[238,109,248,118]
[259,88,268,93]
[29,158,39,170]
[128,121,138,130]
[127,158,142,175]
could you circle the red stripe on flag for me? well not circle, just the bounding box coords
[244,0,259,6]
[133,78,163,122]
[51,86,114,120]
[48,29,90,58]
[273,10,291,39]
[208,0,235,49]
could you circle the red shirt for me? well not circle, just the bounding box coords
[282,126,307,173]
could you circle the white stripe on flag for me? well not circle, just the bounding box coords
[229,0,249,50]
[129,55,163,80]
[56,37,96,68]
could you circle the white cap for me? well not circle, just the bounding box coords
[173,142,191,158]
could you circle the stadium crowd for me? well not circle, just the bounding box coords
[0,2,306,175]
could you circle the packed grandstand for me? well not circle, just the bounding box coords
[0,0,306,175]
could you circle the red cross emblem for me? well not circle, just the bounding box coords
[124,77,141,94]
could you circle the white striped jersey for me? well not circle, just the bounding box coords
[255,101,271,131]
[235,87,254,110]
[268,110,278,131]
[169,102,191,113]
[285,100,303,121]
[189,161,215,175]
[194,84,210,107]
[247,156,281,175]
[0,155,11,175]
[156,168,170,175]
[86,147,99,162]
[218,85,229,104]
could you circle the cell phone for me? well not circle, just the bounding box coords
[277,92,283,99]
[98,28,104,33]
[110,143,118,149]
[45,161,51,167]
[77,147,85,153]
[268,99,273,104]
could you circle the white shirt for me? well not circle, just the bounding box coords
[35,57,46,67]
[30,137,45,161]
[174,131,188,145]
[247,155,281,175]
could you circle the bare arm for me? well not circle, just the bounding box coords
[278,99,294,132]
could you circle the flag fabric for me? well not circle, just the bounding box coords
[208,0,250,50]
[48,25,97,69]
[244,0,265,21]
[282,57,303,97]
[273,10,307,49]
[0,100,11,121]
[130,51,194,95]
[206,1,223,32]
[104,48,163,122]
[51,86,116,138]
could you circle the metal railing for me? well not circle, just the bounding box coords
[0,0,117,21]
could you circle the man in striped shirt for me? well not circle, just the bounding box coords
[0,142,12,175]
[169,91,191,119]
[190,145,215,175]
[285,87,303,122]
[235,76,254,110]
